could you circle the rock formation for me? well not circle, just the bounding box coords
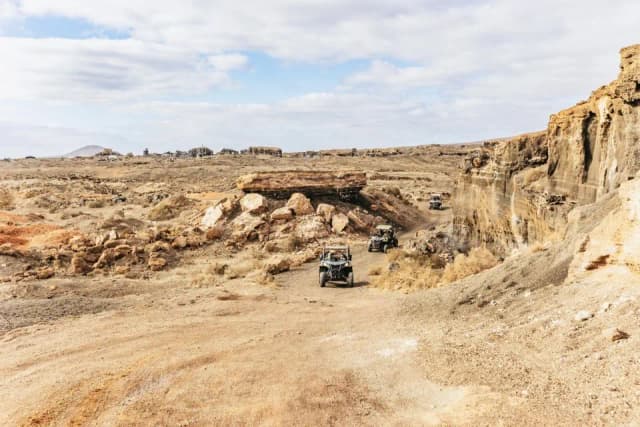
[453,44,640,256]
[236,171,367,199]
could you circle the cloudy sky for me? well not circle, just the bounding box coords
[0,1,638,157]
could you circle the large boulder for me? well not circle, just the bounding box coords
[231,212,266,240]
[201,198,236,228]
[316,203,336,222]
[240,193,268,214]
[263,256,291,275]
[331,213,349,233]
[287,193,314,216]
[270,207,294,221]
[296,216,329,242]
[347,209,376,232]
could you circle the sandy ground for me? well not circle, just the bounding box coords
[0,241,498,426]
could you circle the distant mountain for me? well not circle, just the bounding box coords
[64,145,108,158]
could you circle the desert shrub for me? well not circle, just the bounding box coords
[0,188,14,210]
[371,258,441,291]
[148,194,193,221]
[440,247,498,284]
[226,258,261,279]
[88,200,105,209]
[207,262,228,275]
[372,246,499,292]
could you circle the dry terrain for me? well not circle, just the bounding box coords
[2,44,640,426]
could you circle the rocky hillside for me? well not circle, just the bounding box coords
[454,44,640,256]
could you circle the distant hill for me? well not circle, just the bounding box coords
[64,145,108,158]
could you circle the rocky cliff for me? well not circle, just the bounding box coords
[453,44,640,256]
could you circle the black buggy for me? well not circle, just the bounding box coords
[367,225,399,253]
[319,246,354,287]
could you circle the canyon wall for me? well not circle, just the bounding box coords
[453,44,640,256]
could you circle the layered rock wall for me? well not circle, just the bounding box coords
[453,45,640,256]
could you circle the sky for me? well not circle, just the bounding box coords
[0,1,638,158]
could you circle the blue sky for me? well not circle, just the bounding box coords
[0,0,638,157]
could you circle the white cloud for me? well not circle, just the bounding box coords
[1,0,640,156]
[0,37,247,101]
[208,53,248,72]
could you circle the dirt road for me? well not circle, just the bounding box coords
[0,241,496,426]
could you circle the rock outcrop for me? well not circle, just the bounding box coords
[286,193,314,216]
[453,44,640,256]
[237,171,367,199]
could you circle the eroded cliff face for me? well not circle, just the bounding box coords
[454,44,640,256]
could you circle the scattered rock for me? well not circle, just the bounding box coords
[331,213,349,233]
[36,267,54,280]
[347,209,376,232]
[263,256,291,275]
[287,193,314,216]
[270,207,294,221]
[231,212,266,240]
[201,198,236,229]
[575,310,594,322]
[148,256,168,271]
[115,265,131,275]
[296,216,329,242]
[205,225,225,241]
[611,329,630,342]
[316,203,336,222]
[70,254,91,274]
[240,193,269,214]
[171,236,188,249]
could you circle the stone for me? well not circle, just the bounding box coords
[270,207,294,221]
[331,213,349,233]
[316,203,336,222]
[575,310,593,322]
[36,267,55,280]
[287,193,314,216]
[240,193,269,214]
[70,254,91,274]
[171,236,188,249]
[115,265,131,275]
[263,256,291,275]
[205,225,225,241]
[296,216,329,242]
[148,256,167,271]
[231,212,266,240]
[611,329,630,342]
[201,198,236,228]
[347,209,376,232]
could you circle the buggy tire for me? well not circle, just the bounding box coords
[368,245,372,252]
[383,244,389,254]
[347,272,354,287]
[319,272,327,287]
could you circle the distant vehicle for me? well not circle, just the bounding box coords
[319,246,354,287]
[429,193,443,210]
[368,224,398,253]
[24,156,36,160]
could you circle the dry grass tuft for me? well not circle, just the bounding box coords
[0,188,14,210]
[440,247,498,284]
[372,246,499,292]
[148,194,193,221]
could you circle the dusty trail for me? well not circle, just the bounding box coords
[0,240,492,426]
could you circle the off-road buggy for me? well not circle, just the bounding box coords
[429,193,443,210]
[367,224,398,253]
[319,246,354,287]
